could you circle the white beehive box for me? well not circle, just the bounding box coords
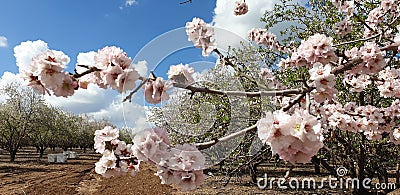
[47,154,57,163]
[56,153,67,163]
[63,151,78,159]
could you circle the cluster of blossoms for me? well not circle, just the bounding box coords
[391,128,400,145]
[362,0,400,37]
[143,63,196,105]
[143,77,172,105]
[167,63,195,86]
[132,128,206,191]
[331,0,354,37]
[257,109,324,164]
[343,74,371,93]
[94,126,206,191]
[248,28,289,53]
[308,63,337,103]
[186,18,216,56]
[79,46,140,93]
[258,68,285,90]
[377,68,400,98]
[331,0,354,18]
[333,19,352,37]
[233,1,248,16]
[349,42,386,74]
[332,0,355,36]
[288,34,338,68]
[20,50,76,97]
[20,46,141,97]
[315,100,400,141]
[94,126,140,178]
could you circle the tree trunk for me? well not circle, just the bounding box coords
[9,150,17,162]
[39,146,46,158]
[312,156,321,174]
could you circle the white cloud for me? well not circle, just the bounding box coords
[0,36,8,47]
[76,51,96,72]
[13,40,48,72]
[125,0,138,6]
[212,0,277,39]
[44,84,115,114]
[131,60,148,77]
[212,0,302,45]
[88,95,150,130]
[0,72,24,102]
[120,0,138,9]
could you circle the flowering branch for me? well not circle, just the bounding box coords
[194,124,257,150]
[333,34,381,47]
[173,83,311,98]
[123,77,150,102]
[72,65,101,79]
[331,57,363,75]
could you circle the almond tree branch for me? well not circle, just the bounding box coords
[333,34,380,47]
[173,83,312,97]
[72,66,101,79]
[123,77,149,102]
[195,124,257,150]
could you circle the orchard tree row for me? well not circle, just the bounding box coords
[0,83,118,162]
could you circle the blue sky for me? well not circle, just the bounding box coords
[0,0,216,75]
[0,0,281,129]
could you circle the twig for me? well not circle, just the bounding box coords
[72,66,101,79]
[333,34,380,47]
[123,77,150,102]
[173,83,310,98]
[195,124,257,150]
[179,0,192,4]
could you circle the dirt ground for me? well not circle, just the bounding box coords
[1,148,399,195]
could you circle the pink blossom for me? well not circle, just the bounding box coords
[186,18,216,56]
[381,0,397,11]
[167,64,195,86]
[95,126,119,142]
[248,28,278,48]
[132,128,170,163]
[334,19,352,36]
[95,150,117,174]
[259,68,285,89]
[359,42,386,74]
[311,87,337,103]
[31,50,70,90]
[345,47,360,59]
[143,77,172,104]
[390,128,400,144]
[20,70,46,95]
[343,74,371,92]
[339,1,355,17]
[257,109,324,164]
[290,34,337,67]
[366,7,384,27]
[94,46,132,70]
[115,68,140,93]
[155,166,179,185]
[174,170,205,192]
[308,63,332,80]
[169,144,205,171]
[94,136,106,154]
[52,73,76,97]
[233,1,248,16]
